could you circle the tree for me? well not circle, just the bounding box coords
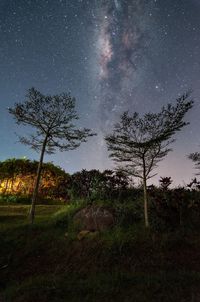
[188,152,200,175]
[9,88,95,223]
[159,176,173,190]
[0,158,70,199]
[105,93,193,227]
[71,169,102,200]
[187,177,200,190]
[70,169,129,202]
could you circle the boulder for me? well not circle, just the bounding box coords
[73,205,114,232]
[77,230,91,240]
[77,230,99,240]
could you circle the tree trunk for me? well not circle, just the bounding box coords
[29,135,48,224]
[4,179,8,194]
[11,176,14,192]
[143,176,149,228]
[142,157,149,228]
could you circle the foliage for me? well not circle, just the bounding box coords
[105,93,193,227]
[9,88,95,222]
[1,205,200,302]
[8,88,95,154]
[0,158,70,201]
[52,202,85,229]
[105,93,193,180]
[70,169,130,202]
[114,199,143,226]
[0,194,31,204]
[188,152,200,176]
[187,178,200,190]
[149,187,200,231]
[159,176,173,190]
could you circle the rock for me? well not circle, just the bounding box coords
[74,205,114,232]
[77,230,91,240]
[88,231,99,239]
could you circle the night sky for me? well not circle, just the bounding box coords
[0,0,200,186]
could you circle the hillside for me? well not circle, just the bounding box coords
[1,204,200,302]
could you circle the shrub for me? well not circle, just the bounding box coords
[149,188,200,232]
[52,201,86,229]
[114,199,143,227]
[0,194,31,204]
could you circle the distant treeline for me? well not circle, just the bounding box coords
[2,158,200,230]
[0,158,69,200]
[0,158,131,202]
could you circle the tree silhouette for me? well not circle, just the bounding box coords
[9,88,96,223]
[188,152,200,175]
[105,93,193,227]
[159,176,173,190]
[70,169,129,201]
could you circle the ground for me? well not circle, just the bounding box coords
[0,204,200,302]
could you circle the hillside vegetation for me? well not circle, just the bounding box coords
[1,197,200,302]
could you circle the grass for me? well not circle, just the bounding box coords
[3,271,200,302]
[0,204,63,216]
[1,204,200,301]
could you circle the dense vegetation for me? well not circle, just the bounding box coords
[1,158,200,302]
[1,199,200,302]
[1,90,199,300]
[0,158,70,203]
[1,158,200,232]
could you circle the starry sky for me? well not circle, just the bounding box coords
[0,0,200,186]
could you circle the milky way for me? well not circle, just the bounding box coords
[1,0,200,185]
[94,0,152,128]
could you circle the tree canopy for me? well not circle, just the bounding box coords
[105,92,193,227]
[0,158,70,200]
[188,152,200,175]
[106,93,193,180]
[9,88,96,223]
[9,87,95,154]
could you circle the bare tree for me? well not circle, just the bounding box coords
[9,88,96,223]
[105,93,193,227]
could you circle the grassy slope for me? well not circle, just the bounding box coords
[0,205,200,302]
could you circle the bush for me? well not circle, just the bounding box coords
[52,201,86,229]
[0,194,31,204]
[149,188,200,232]
[114,200,143,227]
